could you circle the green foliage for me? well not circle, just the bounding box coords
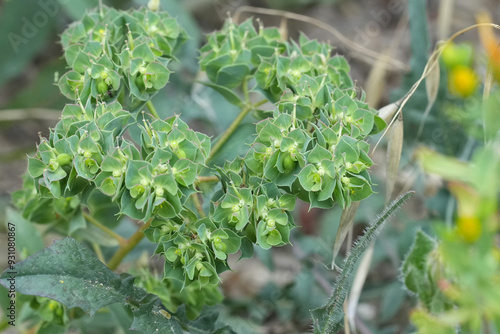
[58,5,186,108]
[0,238,183,332]
[404,85,500,332]
[401,230,451,312]
[1,3,394,333]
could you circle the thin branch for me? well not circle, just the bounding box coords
[146,100,160,119]
[83,212,127,246]
[191,192,206,218]
[195,175,220,185]
[207,99,267,162]
[107,218,152,270]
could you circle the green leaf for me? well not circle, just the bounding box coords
[0,238,183,333]
[335,136,359,162]
[401,230,437,295]
[28,157,46,178]
[266,230,283,246]
[198,81,244,107]
[298,165,318,192]
[147,61,171,90]
[0,238,126,315]
[130,297,183,334]
[215,63,250,89]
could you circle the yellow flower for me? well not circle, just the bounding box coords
[456,216,481,242]
[448,66,478,97]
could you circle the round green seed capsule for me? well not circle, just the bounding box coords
[176,149,187,159]
[196,261,204,271]
[97,80,108,95]
[56,153,72,166]
[135,75,145,89]
[170,141,179,150]
[283,155,295,172]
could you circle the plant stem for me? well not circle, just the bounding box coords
[191,193,206,218]
[146,100,160,119]
[195,175,220,185]
[92,243,105,263]
[207,99,267,162]
[83,212,126,246]
[243,78,250,103]
[107,218,152,270]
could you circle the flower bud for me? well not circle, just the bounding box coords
[147,0,160,11]
[341,176,350,185]
[155,188,164,197]
[195,261,204,271]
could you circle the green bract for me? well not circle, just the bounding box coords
[59,6,186,107]
[11,8,387,329]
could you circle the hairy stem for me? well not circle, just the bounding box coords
[83,212,127,246]
[107,218,152,270]
[312,191,414,334]
[208,99,267,162]
[146,100,160,119]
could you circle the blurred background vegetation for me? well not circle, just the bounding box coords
[0,0,498,333]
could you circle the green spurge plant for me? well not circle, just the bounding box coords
[0,3,410,333]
